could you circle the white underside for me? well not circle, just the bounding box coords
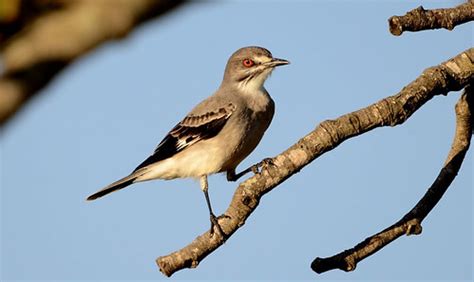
[134,127,238,181]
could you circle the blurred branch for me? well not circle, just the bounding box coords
[389,1,474,36]
[156,49,474,277]
[0,0,64,43]
[311,85,473,274]
[0,0,186,125]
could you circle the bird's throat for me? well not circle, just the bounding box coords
[238,69,272,94]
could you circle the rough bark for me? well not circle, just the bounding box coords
[389,1,474,36]
[2,1,472,277]
[311,85,473,274]
[156,48,474,277]
[0,0,186,125]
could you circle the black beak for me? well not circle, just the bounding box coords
[264,58,290,68]
[267,58,290,67]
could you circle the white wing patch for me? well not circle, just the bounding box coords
[133,103,236,171]
[168,102,236,150]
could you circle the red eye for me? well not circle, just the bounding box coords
[242,59,254,67]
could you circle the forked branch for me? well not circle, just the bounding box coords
[311,85,473,274]
[156,49,474,277]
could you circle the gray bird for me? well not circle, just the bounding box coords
[87,46,289,234]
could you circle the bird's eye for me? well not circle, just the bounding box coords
[242,59,255,67]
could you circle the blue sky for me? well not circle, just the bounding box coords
[1,1,472,280]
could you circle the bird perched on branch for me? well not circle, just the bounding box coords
[87,46,289,235]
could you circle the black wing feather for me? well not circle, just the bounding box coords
[133,104,234,172]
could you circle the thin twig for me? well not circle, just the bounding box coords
[156,49,474,277]
[311,85,473,274]
[389,1,474,36]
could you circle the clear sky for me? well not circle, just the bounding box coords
[1,0,472,281]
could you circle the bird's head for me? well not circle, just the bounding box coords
[222,46,289,92]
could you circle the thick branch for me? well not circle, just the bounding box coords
[156,49,474,277]
[311,85,473,274]
[0,0,186,125]
[389,1,474,36]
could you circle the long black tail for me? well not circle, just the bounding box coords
[87,174,137,201]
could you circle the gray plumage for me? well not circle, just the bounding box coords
[87,46,289,233]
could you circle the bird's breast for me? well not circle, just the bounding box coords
[218,94,275,172]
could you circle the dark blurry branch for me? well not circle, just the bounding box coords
[389,1,474,36]
[0,0,186,125]
[156,49,474,277]
[0,0,64,43]
[311,85,473,274]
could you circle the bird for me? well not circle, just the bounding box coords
[87,46,289,235]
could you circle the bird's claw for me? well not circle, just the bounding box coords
[261,157,274,168]
[251,157,274,174]
[209,213,230,239]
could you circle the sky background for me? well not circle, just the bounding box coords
[1,0,472,281]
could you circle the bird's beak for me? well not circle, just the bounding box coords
[265,58,290,68]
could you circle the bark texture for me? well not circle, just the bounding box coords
[311,85,473,273]
[389,1,474,36]
[2,1,472,277]
[156,49,474,277]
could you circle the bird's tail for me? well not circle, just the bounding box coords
[86,172,143,201]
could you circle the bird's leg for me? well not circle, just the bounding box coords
[226,158,275,182]
[226,168,252,182]
[200,175,226,237]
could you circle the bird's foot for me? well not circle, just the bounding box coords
[251,157,274,174]
[209,213,230,239]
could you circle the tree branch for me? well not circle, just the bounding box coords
[311,84,473,274]
[156,48,474,277]
[388,1,474,36]
[0,0,186,126]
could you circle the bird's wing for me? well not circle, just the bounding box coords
[133,103,236,172]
